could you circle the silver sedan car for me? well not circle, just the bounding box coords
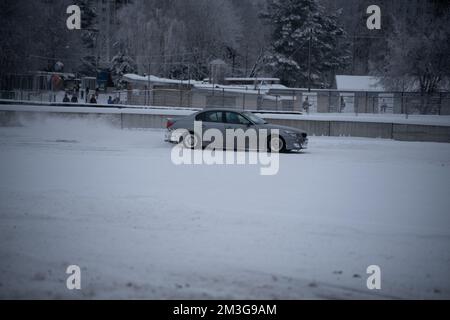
[164,109,308,152]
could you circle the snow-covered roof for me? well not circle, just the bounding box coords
[34,71,76,79]
[123,74,203,86]
[193,84,260,94]
[210,59,226,65]
[335,75,385,92]
[123,74,289,95]
[224,77,280,82]
[193,83,291,96]
[262,84,288,90]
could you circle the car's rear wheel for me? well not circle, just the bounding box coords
[182,132,200,149]
[268,136,285,153]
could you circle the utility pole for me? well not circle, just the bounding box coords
[188,63,191,86]
[147,55,152,106]
[245,45,249,77]
[106,0,111,63]
[308,28,312,92]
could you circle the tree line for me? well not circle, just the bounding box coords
[0,0,449,92]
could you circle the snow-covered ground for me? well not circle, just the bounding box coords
[0,118,449,299]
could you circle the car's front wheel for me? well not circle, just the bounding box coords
[268,136,285,153]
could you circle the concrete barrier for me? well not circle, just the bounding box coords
[267,118,331,136]
[267,119,394,139]
[330,121,393,139]
[0,105,449,143]
[393,124,450,143]
[0,110,122,128]
[121,113,168,129]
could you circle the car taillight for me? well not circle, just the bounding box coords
[166,120,174,129]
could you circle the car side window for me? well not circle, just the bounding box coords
[207,112,222,123]
[225,112,250,125]
[196,112,222,123]
[195,113,205,121]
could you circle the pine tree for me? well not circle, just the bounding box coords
[262,0,351,88]
[377,1,450,93]
[77,0,99,76]
[110,52,137,86]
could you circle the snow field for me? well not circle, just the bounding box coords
[0,118,449,299]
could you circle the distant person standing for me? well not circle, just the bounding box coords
[302,97,311,114]
[340,96,346,113]
[90,94,97,104]
[71,88,79,103]
[85,87,90,103]
[380,99,388,113]
[63,93,70,103]
[107,96,113,104]
[79,84,84,101]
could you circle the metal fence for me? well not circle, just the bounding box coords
[297,91,450,116]
[0,90,61,103]
[1,88,450,116]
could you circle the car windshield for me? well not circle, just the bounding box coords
[242,112,267,125]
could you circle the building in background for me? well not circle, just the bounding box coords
[121,74,297,111]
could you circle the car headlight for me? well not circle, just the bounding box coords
[283,130,298,138]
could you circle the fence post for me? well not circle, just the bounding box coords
[365,92,368,114]
[258,89,261,111]
[222,88,225,107]
[372,94,376,113]
[400,92,403,114]
[292,90,295,112]
[327,91,330,113]
[403,92,409,119]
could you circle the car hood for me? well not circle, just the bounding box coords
[257,123,307,134]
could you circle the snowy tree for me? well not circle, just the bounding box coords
[262,0,351,88]
[112,0,244,80]
[110,52,137,86]
[77,0,99,76]
[0,0,85,74]
[4,0,447,91]
[0,0,37,73]
[373,2,450,114]
[377,2,450,94]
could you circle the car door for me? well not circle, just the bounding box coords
[195,111,226,148]
[224,111,253,150]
